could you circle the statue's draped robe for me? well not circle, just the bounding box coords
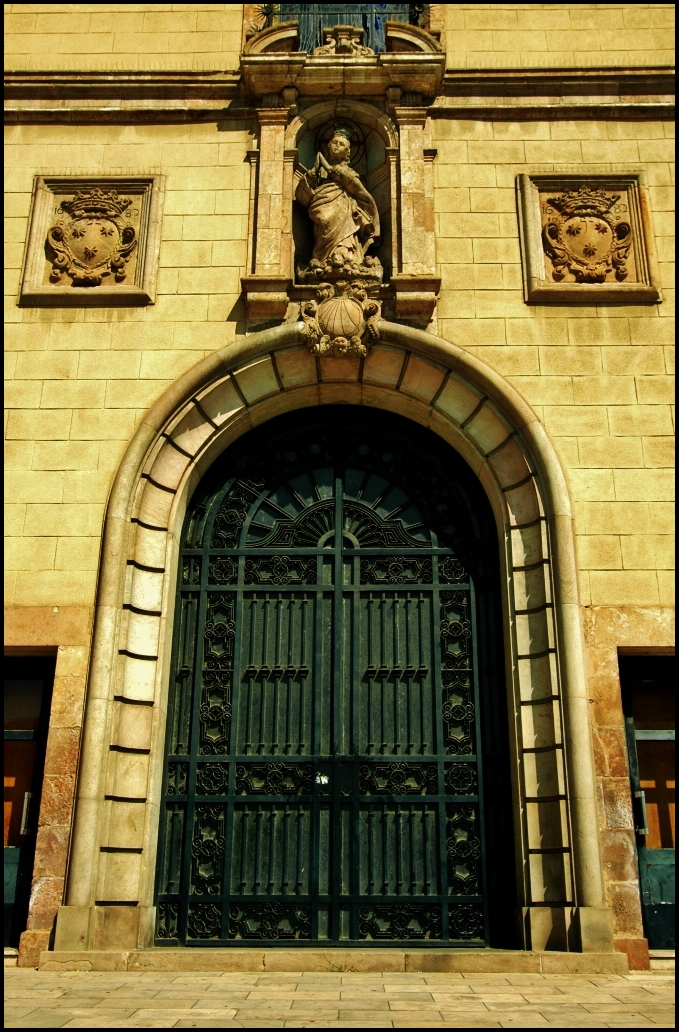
[296,163,379,264]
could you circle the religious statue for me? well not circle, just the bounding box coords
[295,126,382,283]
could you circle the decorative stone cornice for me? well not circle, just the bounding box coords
[4,67,674,124]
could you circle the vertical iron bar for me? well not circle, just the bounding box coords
[406,595,413,754]
[393,596,400,754]
[253,805,262,895]
[267,804,275,894]
[259,596,269,754]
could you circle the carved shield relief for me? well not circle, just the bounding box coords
[516,174,661,305]
[46,188,138,287]
[541,187,636,284]
[19,176,164,307]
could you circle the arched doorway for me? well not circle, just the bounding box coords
[155,405,515,947]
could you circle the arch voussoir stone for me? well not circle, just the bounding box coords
[54,321,614,957]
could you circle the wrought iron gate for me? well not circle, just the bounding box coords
[155,407,512,946]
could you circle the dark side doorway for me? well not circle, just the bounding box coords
[4,654,55,948]
[620,654,675,950]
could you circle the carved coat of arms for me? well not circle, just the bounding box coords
[542,187,632,284]
[47,188,137,286]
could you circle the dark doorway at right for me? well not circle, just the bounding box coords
[619,655,675,950]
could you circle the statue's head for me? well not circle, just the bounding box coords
[325,127,352,165]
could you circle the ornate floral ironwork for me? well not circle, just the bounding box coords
[211,480,263,549]
[200,593,235,755]
[191,804,225,896]
[156,901,178,939]
[359,903,442,940]
[442,671,474,755]
[360,556,432,585]
[235,762,314,795]
[229,902,312,940]
[445,763,477,795]
[166,762,188,796]
[244,556,316,585]
[196,763,229,795]
[182,556,201,585]
[359,762,437,795]
[449,903,483,940]
[439,557,466,584]
[187,902,221,939]
[542,187,632,284]
[447,803,481,896]
[208,557,237,584]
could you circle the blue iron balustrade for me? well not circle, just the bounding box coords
[256,5,422,53]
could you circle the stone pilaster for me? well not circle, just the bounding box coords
[391,106,440,327]
[241,106,292,327]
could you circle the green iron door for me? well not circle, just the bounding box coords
[155,407,514,947]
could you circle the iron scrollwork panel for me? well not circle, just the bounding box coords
[200,592,235,754]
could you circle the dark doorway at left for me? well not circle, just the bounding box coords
[4,655,55,947]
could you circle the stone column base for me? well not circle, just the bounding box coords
[614,936,650,970]
[522,907,572,951]
[54,905,156,952]
[18,929,51,968]
[521,906,616,953]
[572,906,616,952]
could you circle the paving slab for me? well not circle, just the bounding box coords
[4,969,675,1028]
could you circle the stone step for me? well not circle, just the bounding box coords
[38,948,629,974]
[650,949,675,972]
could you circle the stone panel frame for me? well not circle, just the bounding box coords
[46,322,617,961]
[19,176,165,307]
[516,173,661,306]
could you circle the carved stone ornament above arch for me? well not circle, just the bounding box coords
[240,20,444,100]
[54,321,615,958]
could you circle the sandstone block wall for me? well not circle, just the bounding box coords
[440,3,675,68]
[3,3,675,964]
[4,4,244,72]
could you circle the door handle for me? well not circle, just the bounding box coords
[20,791,32,836]
[634,790,649,837]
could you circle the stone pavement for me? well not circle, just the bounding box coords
[3,968,675,1028]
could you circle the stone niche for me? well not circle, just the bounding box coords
[19,176,165,306]
[240,17,444,337]
[517,173,661,305]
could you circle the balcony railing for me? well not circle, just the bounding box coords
[256,4,423,53]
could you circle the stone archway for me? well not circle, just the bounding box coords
[54,321,614,956]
